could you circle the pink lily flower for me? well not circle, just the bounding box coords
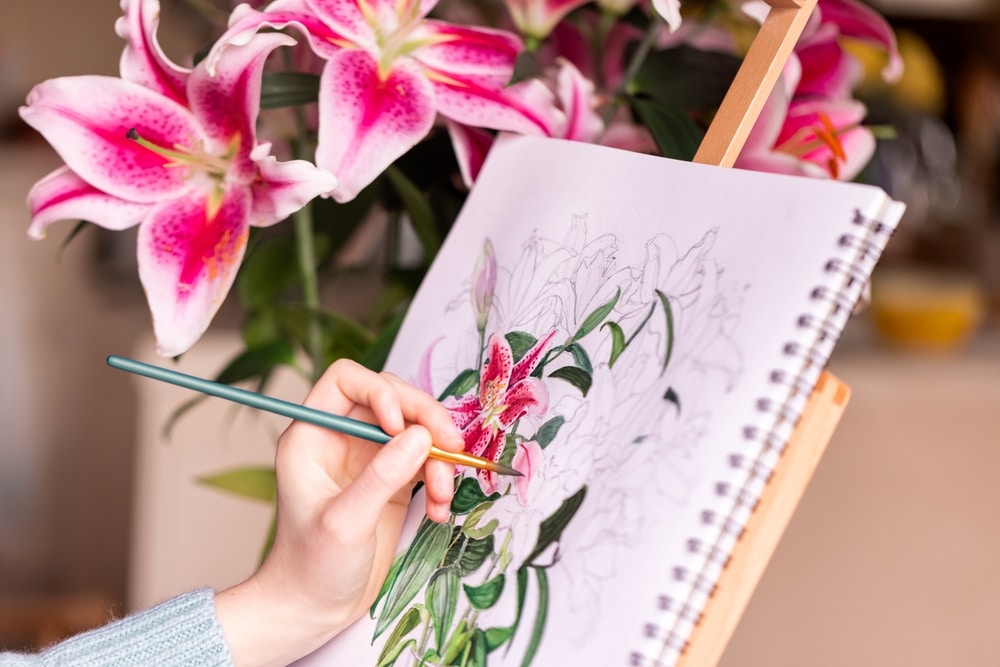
[736,64,874,180]
[19,0,336,357]
[502,0,592,42]
[211,0,557,202]
[445,330,557,494]
[512,440,544,505]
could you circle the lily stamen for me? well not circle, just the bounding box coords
[126,127,230,176]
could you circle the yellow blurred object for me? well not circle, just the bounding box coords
[870,268,986,351]
[846,29,945,115]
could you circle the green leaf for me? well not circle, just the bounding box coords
[484,626,514,653]
[630,96,703,162]
[241,308,284,350]
[525,486,587,565]
[571,288,620,342]
[372,554,406,618]
[505,331,537,362]
[548,366,592,397]
[358,310,405,372]
[469,629,488,667]
[386,165,441,262]
[630,45,741,111]
[373,518,452,639]
[426,567,460,652]
[237,236,299,309]
[532,416,565,449]
[197,467,276,503]
[57,220,92,259]
[509,566,529,646]
[565,342,593,373]
[450,477,500,514]
[655,289,676,375]
[462,503,498,540]
[214,341,297,385]
[520,568,549,667]
[454,533,494,577]
[602,322,627,368]
[664,386,681,413]
[375,606,422,667]
[437,368,477,401]
[440,619,473,665]
[260,71,320,109]
[464,574,505,610]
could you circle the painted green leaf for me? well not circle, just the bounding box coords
[470,629,488,667]
[426,567,460,652]
[440,619,473,664]
[664,386,681,413]
[375,606,422,667]
[373,519,452,639]
[462,503,498,540]
[260,71,320,108]
[386,166,441,262]
[655,289,676,375]
[520,567,550,667]
[484,626,514,652]
[566,342,593,373]
[437,368,477,401]
[525,486,588,565]
[548,366,592,397]
[464,574,506,610]
[505,331,537,362]
[197,467,276,503]
[450,477,500,514]
[456,534,494,577]
[509,566,530,646]
[571,288,620,342]
[371,553,405,618]
[602,321,627,368]
[533,415,565,449]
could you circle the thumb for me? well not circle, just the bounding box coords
[335,426,432,527]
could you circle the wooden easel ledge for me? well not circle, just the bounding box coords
[676,0,852,665]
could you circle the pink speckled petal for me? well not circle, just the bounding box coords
[188,31,295,158]
[19,75,200,203]
[554,59,602,142]
[796,26,860,99]
[784,98,874,180]
[509,329,556,385]
[306,0,423,45]
[248,142,337,226]
[817,0,902,82]
[512,440,543,505]
[475,429,505,495]
[26,166,151,240]
[444,393,483,430]
[497,377,547,428]
[460,414,492,457]
[315,51,436,202]
[431,74,558,136]
[479,333,514,405]
[415,22,523,89]
[115,0,189,104]
[137,183,252,356]
[445,120,494,187]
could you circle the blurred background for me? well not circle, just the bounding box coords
[1,0,999,664]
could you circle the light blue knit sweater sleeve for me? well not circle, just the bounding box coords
[0,588,233,666]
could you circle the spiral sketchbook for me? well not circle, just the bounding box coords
[297,135,904,667]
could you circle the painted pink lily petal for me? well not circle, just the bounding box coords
[446,329,556,495]
[26,166,151,240]
[512,440,543,505]
[817,0,903,82]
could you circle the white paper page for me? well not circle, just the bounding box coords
[298,136,899,667]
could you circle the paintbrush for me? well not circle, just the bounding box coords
[107,355,521,477]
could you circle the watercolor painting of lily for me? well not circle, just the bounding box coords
[19,0,337,357]
[364,232,687,666]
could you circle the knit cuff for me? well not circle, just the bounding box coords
[38,588,232,667]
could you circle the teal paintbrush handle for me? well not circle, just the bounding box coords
[106,355,391,444]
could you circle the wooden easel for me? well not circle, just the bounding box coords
[676,1,853,665]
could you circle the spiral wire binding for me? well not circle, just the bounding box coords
[632,206,897,667]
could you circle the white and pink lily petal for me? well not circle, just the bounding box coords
[815,0,903,83]
[212,0,554,202]
[20,4,336,356]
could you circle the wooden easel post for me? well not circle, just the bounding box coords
[677,1,853,665]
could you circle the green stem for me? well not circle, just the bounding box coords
[293,203,324,381]
[603,13,664,125]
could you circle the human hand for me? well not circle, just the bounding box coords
[215,360,464,666]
